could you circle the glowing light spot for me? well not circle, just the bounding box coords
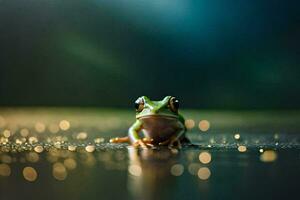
[20,128,29,137]
[54,142,61,149]
[185,119,195,129]
[76,132,88,140]
[238,145,247,152]
[1,155,12,164]
[63,158,77,170]
[59,120,70,131]
[34,145,44,153]
[49,124,59,134]
[35,122,46,133]
[171,148,179,154]
[47,154,58,163]
[59,150,70,158]
[0,137,8,144]
[274,133,279,140]
[198,167,211,180]
[52,162,67,181]
[188,163,201,175]
[198,120,210,132]
[68,145,77,152]
[128,164,142,176]
[0,164,11,177]
[84,155,96,167]
[199,152,211,164]
[259,148,264,153]
[94,137,104,143]
[3,130,11,138]
[28,137,38,144]
[85,145,95,153]
[16,139,23,144]
[26,152,39,163]
[234,133,240,140]
[260,150,277,162]
[23,167,38,182]
[170,164,184,176]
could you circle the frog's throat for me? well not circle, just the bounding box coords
[136,114,179,120]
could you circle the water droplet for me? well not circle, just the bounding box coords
[238,145,247,152]
[85,145,95,153]
[234,133,240,140]
[34,145,44,153]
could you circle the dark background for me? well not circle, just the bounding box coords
[0,0,299,109]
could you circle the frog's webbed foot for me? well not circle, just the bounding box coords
[132,139,154,148]
[109,137,129,143]
[142,138,154,144]
[167,137,182,149]
[159,139,171,146]
[158,137,182,149]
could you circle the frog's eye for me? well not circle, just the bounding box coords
[169,97,179,112]
[135,98,144,112]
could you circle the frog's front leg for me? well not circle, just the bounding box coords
[129,120,153,148]
[165,128,186,149]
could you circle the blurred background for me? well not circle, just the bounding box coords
[0,0,299,109]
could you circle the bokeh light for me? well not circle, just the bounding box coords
[52,162,67,181]
[23,167,38,182]
[234,133,240,140]
[170,164,184,176]
[185,119,195,129]
[59,120,70,131]
[128,164,142,176]
[199,152,212,164]
[198,120,210,132]
[198,167,211,180]
[260,150,277,162]
[238,145,247,153]
[0,164,11,177]
[35,122,46,133]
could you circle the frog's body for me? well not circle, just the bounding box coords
[110,96,189,148]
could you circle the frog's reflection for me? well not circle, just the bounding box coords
[127,147,181,200]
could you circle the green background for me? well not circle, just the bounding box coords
[0,0,299,108]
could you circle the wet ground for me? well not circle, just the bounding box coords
[0,108,300,200]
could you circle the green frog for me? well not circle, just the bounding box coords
[110,96,189,148]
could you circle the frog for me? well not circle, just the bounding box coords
[110,96,189,148]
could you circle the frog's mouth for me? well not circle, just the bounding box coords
[137,114,179,120]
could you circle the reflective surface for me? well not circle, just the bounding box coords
[0,108,300,200]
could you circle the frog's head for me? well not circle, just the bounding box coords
[134,96,180,119]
